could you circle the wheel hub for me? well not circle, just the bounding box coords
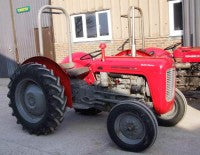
[24,84,46,116]
[119,114,144,139]
[27,94,35,107]
[114,112,145,145]
[15,79,46,123]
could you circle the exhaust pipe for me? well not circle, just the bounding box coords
[127,6,145,57]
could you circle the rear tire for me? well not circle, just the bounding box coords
[74,108,101,115]
[157,88,187,127]
[107,101,158,152]
[7,63,67,135]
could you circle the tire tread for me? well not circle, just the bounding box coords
[7,63,67,135]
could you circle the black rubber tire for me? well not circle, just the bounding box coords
[157,88,187,127]
[107,101,158,152]
[7,63,67,135]
[74,108,101,115]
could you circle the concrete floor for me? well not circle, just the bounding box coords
[0,78,200,155]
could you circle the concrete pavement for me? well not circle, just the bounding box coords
[0,78,200,155]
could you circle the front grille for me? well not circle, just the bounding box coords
[166,68,175,102]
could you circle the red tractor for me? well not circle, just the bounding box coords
[118,7,200,99]
[164,44,200,98]
[118,43,200,94]
[135,43,200,99]
[7,6,187,152]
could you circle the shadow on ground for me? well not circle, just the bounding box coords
[0,80,200,155]
[186,97,200,111]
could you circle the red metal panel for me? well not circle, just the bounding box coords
[174,47,200,62]
[61,49,175,114]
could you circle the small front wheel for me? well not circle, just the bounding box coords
[157,88,187,126]
[107,101,158,152]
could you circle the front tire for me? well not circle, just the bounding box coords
[7,63,67,135]
[107,101,158,152]
[157,88,187,127]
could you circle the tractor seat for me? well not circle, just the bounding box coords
[66,67,90,77]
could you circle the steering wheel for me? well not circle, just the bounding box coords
[80,50,102,60]
[164,42,182,51]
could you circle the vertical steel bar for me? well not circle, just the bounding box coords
[9,0,19,63]
[131,8,136,57]
[195,0,200,46]
[128,7,132,50]
[128,6,145,57]
[128,7,136,57]
[38,5,73,67]
[190,0,195,46]
[183,0,190,46]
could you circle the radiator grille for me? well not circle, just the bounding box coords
[166,68,175,102]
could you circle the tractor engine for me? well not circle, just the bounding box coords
[71,73,151,111]
[96,73,149,99]
[176,63,200,91]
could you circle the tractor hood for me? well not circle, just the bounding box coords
[173,47,200,63]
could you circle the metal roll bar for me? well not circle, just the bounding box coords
[128,7,136,56]
[122,6,145,57]
[38,5,74,68]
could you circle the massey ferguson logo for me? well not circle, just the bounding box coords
[185,55,200,58]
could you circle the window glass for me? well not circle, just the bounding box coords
[169,0,183,36]
[86,13,97,38]
[173,2,183,30]
[99,12,109,36]
[74,16,83,38]
[71,10,112,42]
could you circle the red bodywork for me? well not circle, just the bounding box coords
[22,45,176,114]
[62,46,175,115]
[173,47,200,63]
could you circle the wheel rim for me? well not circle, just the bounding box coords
[15,78,46,124]
[114,112,146,145]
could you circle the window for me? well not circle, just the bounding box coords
[71,10,112,42]
[169,0,183,36]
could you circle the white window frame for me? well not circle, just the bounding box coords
[169,0,183,36]
[71,10,112,42]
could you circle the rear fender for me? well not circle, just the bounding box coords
[23,56,72,108]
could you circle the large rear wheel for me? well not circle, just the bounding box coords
[7,63,67,135]
[107,101,158,152]
[157,88,187,126]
